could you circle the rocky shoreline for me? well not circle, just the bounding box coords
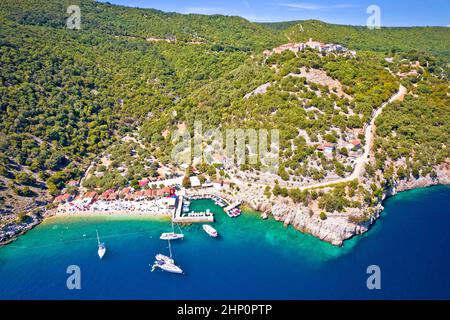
[257,166,450,246]
[189,164,449,247]
[210,185,377,246]
[0,213,43,246]
[1,166,449,248]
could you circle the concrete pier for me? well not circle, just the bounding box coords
[172,195,214,223]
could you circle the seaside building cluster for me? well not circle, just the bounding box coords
[54,186,177,216]
[54,186,176,205]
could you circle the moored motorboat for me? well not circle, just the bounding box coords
[231,208,241,217]
[202,224,218,237]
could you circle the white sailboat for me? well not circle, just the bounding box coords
[155,253,174,264]
[96,230,106,259]
[152,259,183,274]
[160,220,184,240]
[151,239,184,274]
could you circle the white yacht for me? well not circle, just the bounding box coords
[96,230,106,259]
[152,259,183,274]
[155,254,174,264]
[202,224,218,237]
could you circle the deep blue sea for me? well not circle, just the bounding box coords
[0,185,449,299]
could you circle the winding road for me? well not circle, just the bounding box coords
[231,84,407,190]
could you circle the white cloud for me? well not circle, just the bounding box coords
[281,2,357,10]
[183,7,224,15]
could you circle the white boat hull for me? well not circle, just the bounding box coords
[160,232,184,240]
[202,224,218,237]
[151,260,183,274]
[155,254,174,264]
[98,246,106,259]
[158,262,183,274]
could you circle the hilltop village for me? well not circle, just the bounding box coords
[263,38,357,57]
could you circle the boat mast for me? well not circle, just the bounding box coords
[168,239,173,258]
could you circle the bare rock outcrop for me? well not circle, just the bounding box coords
[271,202,372,246]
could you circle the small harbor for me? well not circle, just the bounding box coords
[172,195,215,223]
[172,194,240,223]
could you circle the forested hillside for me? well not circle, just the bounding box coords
[0,0,449,223]
[1,0,268,217]
[0,0,282,51]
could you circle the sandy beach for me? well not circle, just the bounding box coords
[53,198,175,219]
[54,210,171,218]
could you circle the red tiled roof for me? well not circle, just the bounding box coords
[161,187,174,194]
[351,139,361,146]
[54,193,72,203]
[101,189,114,198]
[138,178,149,187]
[67,180,79,186]
[121,187,131,195]
[107,192,118,200]
[84,191,98,199]
[316,143,335,151]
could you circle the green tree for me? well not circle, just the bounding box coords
[182,176,191,188]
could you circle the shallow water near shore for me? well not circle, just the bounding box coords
[0,185,449,299]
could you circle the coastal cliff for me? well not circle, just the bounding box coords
[391,165,450,194]
[262,164,450,246]
[270,202,374,246]
[184,162,450,247]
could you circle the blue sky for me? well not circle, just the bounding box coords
[98,0,450,26]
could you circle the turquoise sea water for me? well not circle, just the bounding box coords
[0,185,449,299]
